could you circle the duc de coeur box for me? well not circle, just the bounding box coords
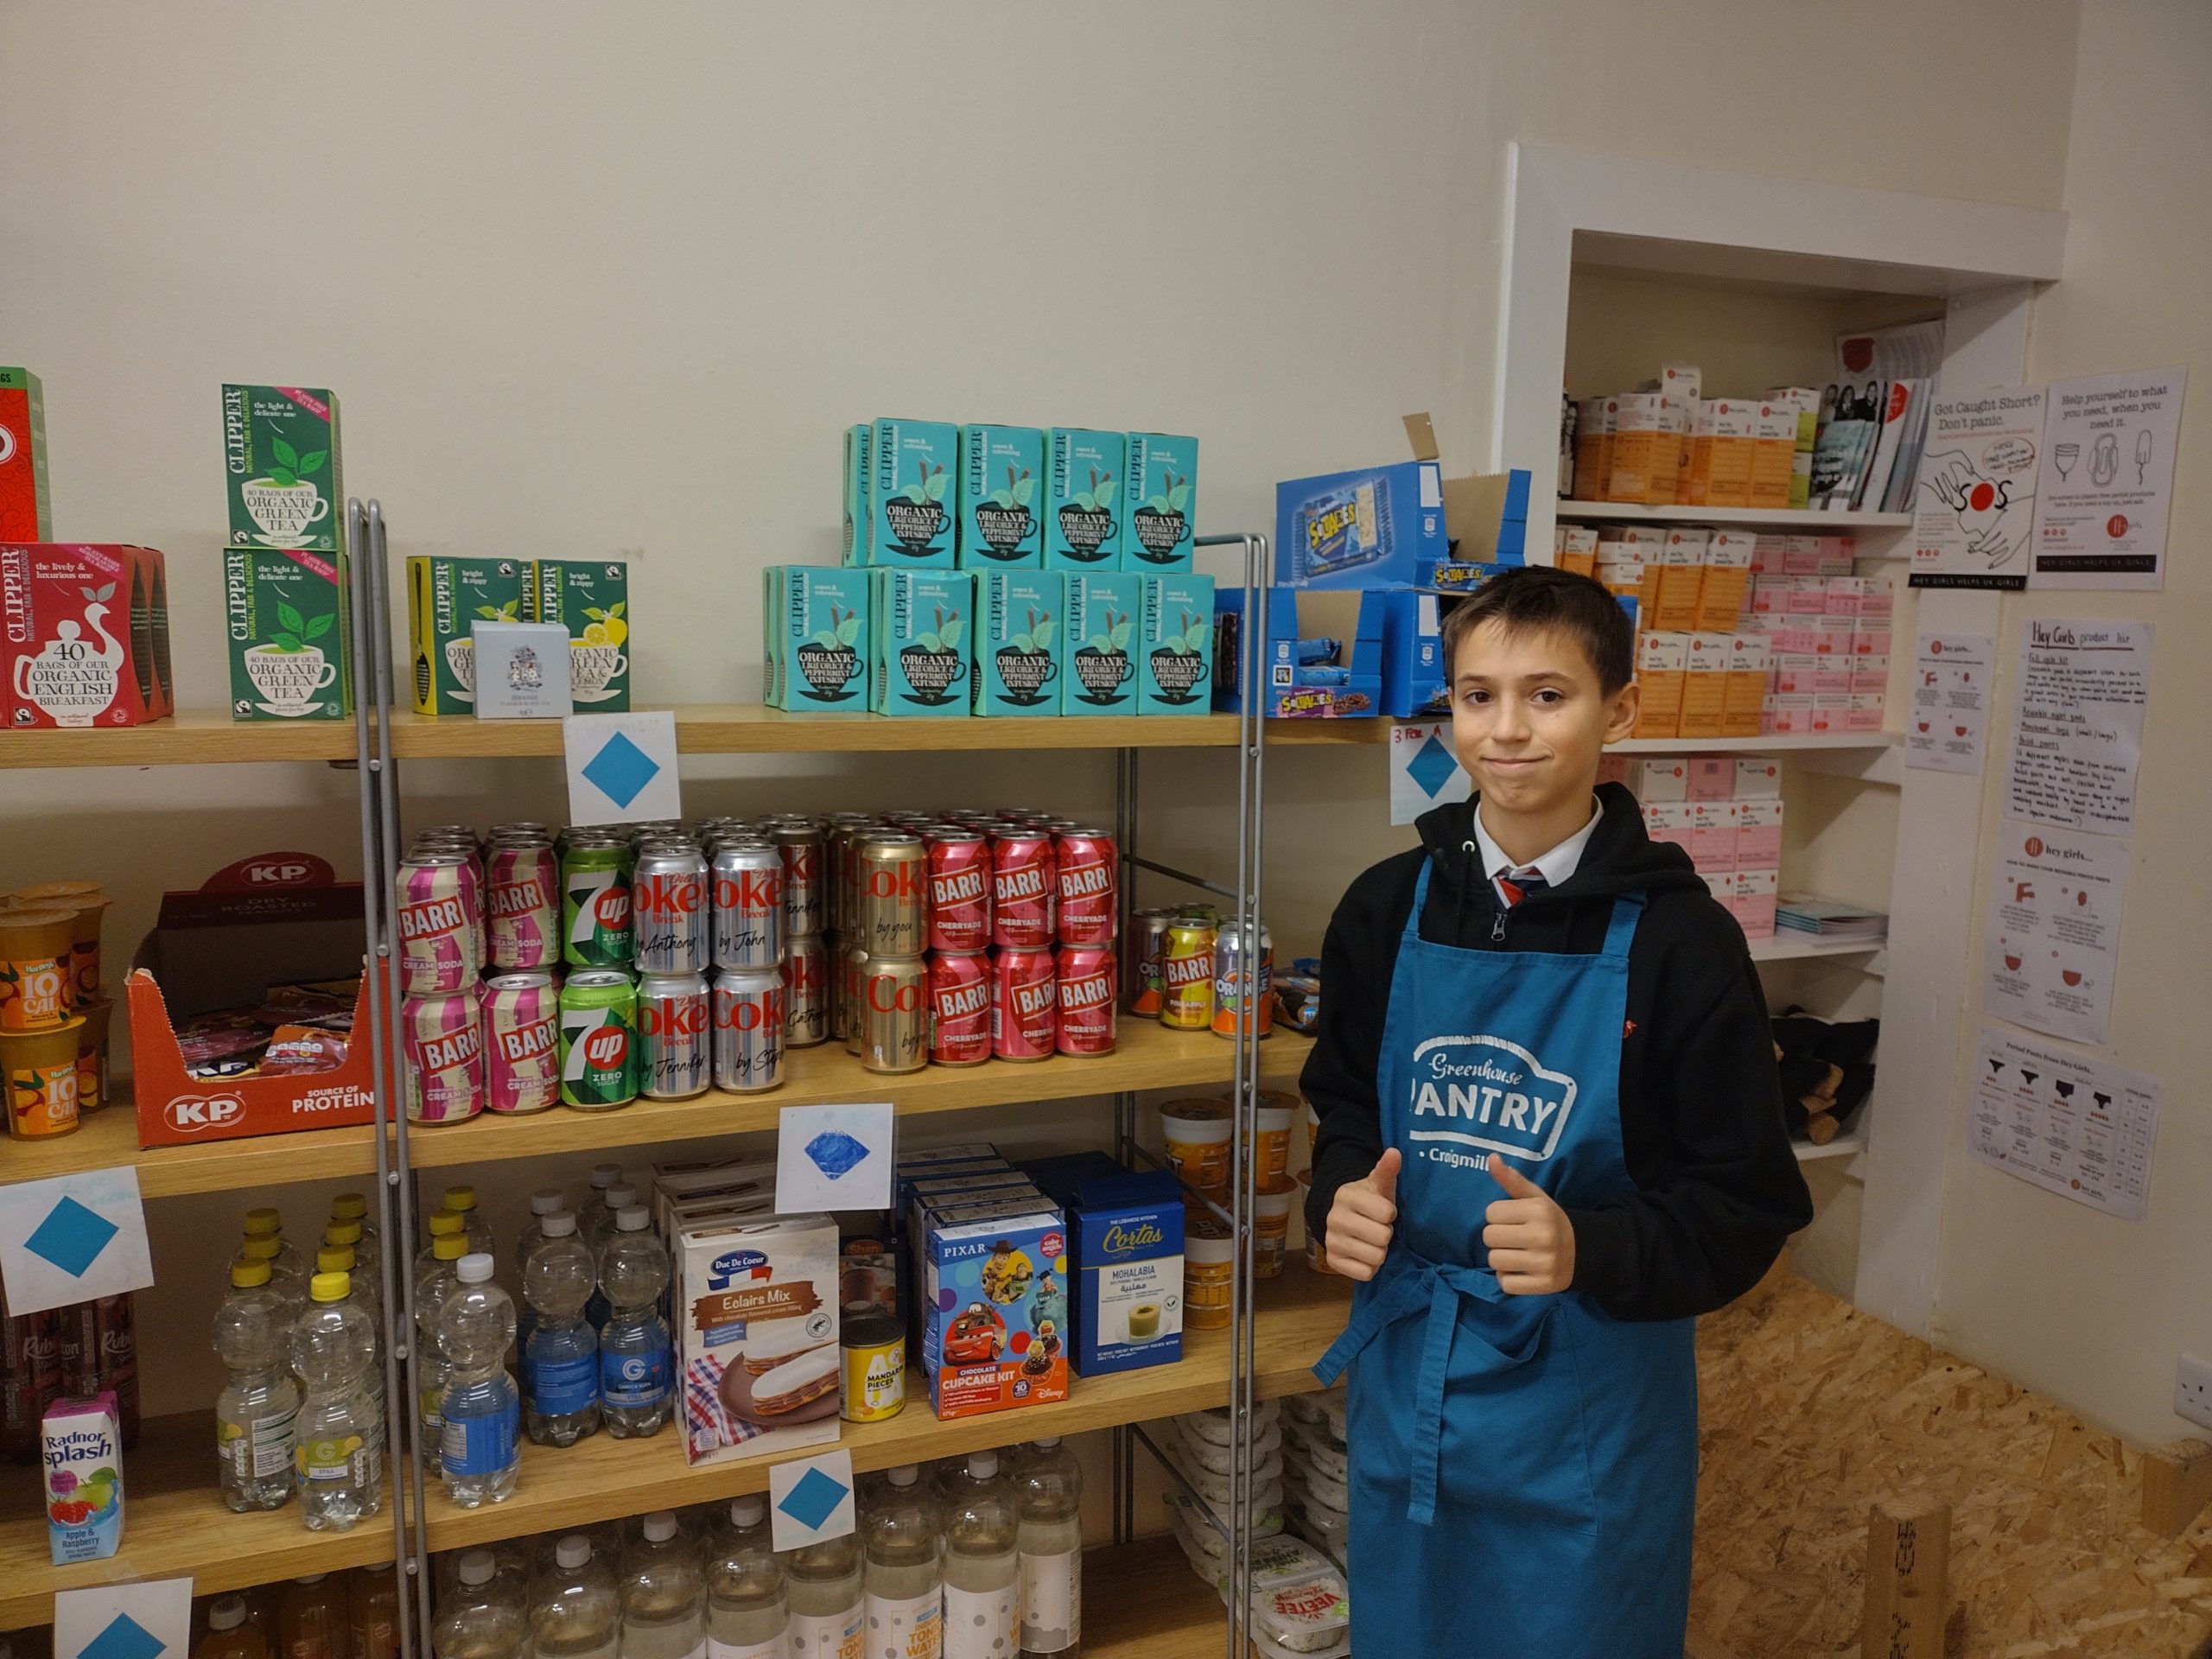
[531,558,629,710]
[872,568,975,715]
[1061,569,1143,715]
[221,385,344,556]
[974,569,1065,717]
[1121,432,1198,575]
[225,545,352,721]
[921,1204,1071,1420]
[406,555,527,716]
[1044,429,1123,571]
[1138,573,1216,715]
[2,543,174,729]
[765,565,870,711]
[958,423,1046,569]
[677,1213,841,1467]
[0,367,54,539]
[870,418,959,567]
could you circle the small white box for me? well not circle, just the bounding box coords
[1628,757,1688,801]
[470,622,575,719]
[1732,757,1782,798]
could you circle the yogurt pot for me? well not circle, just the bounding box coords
[1255,1092,1300,1182]
[0,908,74,1032]
[1185,1210,1235,1329]
[2,1016,85,1139]
[1295,1170,1338,1275]
[1253,1176,1298,1278]
[1160,1098,1234,1199]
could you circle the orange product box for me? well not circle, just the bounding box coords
[1686,757,1735,801]
[1690,801,1739,871]
[1642,801,1694,855]
[1685,397,1757,508]
[1653,531,1707,632]
[0,369,53,540]
[1748,402,1798,509]
[1605,394,1675,505]
[1735,798,1784,868]
[1678,634,1730,739]
[1573,397,1614,500]
[1632,632,1688,738]
[1695,531,1756,630]
[1733,756,1782,798]
[1557,524,1599,577]
[1723,635,1773,738]
[2,543,175,729]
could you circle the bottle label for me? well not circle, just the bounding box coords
[219,1401,298,1480]
[440,1399,519,1477]
[1019,1549,1081,1652]
[705,1638,780,1659]
[865,1590,941,1659]
[942,1583,1015,1659]
[523,1345,600,1416]
[600,1344,671,1408]
[786,1607,863,1659]
[419,1385,443,1433]
[297,1421,383,1487]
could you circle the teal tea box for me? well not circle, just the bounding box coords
[870,418,958,566]
[766,565,870,710]
[871,568,974,715]
[1122,432,1198,574]
[959,424,1046,569]
[842,423,872,565]
[974,570,1065,717]
[1140,573,1217,715]
[1044,429,1123,571]
[1061,570,1143,715]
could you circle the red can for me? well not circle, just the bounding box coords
[485,840,558,971]
[927,830,992,954]
[1053,828,1117,945]
[991,946,1057,1062]
[928,950,992,1067]
[1055,945,1117,1056]
[3,1299,64,1464]
[991,831,1057,951]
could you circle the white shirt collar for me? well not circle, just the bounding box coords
[1471,795,1603,889]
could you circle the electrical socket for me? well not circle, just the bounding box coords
[2177,1356,2212,1431]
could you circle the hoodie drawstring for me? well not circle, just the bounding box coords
[1459,837,1507,944]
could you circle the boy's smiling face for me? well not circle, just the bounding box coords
[1450,618,1640,823]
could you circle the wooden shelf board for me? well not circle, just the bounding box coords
[1796,1130,1868,1164]
[1748,934,1888,965]
[1557,501,1915,531]
[1084,1535,1225,1657]
[1270,722,1903,753]
[0,711,362,770]
[0,1097,385,1198]
[383,707,1244,759]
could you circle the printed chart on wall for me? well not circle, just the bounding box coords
[1904,631,1993,774]
[1967,1027,2161,1223]
[2003,619,2152,836]
[1909,385,2045,590]
[2031,367,2185,590]
[1984,821,2127,1046]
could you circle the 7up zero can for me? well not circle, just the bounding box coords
[562,840,633,969]
[558,969,639,1109]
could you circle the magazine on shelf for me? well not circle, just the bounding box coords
[1775,893,1890,938]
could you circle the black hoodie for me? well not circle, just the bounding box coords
[1300,782,1815,1322]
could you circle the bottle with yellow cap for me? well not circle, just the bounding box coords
[213,1257,301,1512]
[241,1207,305,1283]
[315,1243,389,1425]
[413,1232,472,1471]
[237,1235,306,1313]
[289,1270,383,1530]
[415,1210,468,1278]
[330,1192,379,1252]
[442,1185,495,1255]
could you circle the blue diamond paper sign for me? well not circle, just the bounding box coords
[79,1616,164,1659]
[0,1167,154,1316]
[581,731,659,808]
[55,1580,194,1659]
[1389,719,1471,827]
[777,1102,894,1213]
[769,1449,856,1550]
[1407,734,1459,799]
[563,711,683,827]
[26,1196,119,1278]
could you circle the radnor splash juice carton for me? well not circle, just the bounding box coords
[959,424,1045,569]
[1044,429,1123,570]
[531,560,630,709]
[3,543,174,728]
[43,1392,123,1565]
[870,419,959,567]
[406,556,526,715]
[872,569,974,715]
[974,570,1064,718]
[1138,573,1216,715]
[225,545,352,721]
[0,368,53,539]
[1061,570,1142,715]
[766,565,870,710]
[1121,433,1198,574]
[221,385,344,556]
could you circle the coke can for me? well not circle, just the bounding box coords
[991,947,1057,1062]
[926,830,991,953]
[486,839,559,971]
[558,969,639,1109]
[826,817,874,937]
[927,950,992,1067]
[785,933,828,1047]
[711,841,784,970]
[858,832,927,958]
[396,853,480,994]
[639,971,711,1099]
[1055,944,1117,1056]
[403,988,486,1123]
[1124,910,1172,1015]
[857,955,927,1075]
[1158,921,1217,1031]
[842,942,869,1056]
[633,844,709,974]
[1212,920,1275,1040]
[772,823,825,938]
[560,838,634,969]
[482,971,560,1114]
[713,967,786,1094]
[991,830,1056,950]
[1053,827,1118,945]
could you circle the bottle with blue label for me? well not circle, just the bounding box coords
[521,1211,601,1447]
[438,1253,519,1506]
[596,1205,671,1438]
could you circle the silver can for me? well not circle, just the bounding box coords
[842,942,869,1057]
[785,933,828,1047]
[1211,919,1276,1040]
[713,967,786,1094]
[632,844,709,974]
[638,971,711,1099]
[710,840,785,970]
[857,832,927,958]
[770,822,826,938]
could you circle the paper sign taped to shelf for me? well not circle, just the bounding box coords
[776,1102,894,1212]
[2004,619,2151,836]
[563,711,682,827]
[1967,1026,2161,1222]
[1984,820,2128,1046]
[1905,631,1993,774]
[55,1578,195,1659]
[769,1448,856,1551]
[1389,720,1469,825]
[0,1166,154,1316]
[2031,366,2185,591]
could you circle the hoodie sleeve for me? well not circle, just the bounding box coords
[1299,855,1414,1241]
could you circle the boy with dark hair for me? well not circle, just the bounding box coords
[1304,563,1812,1656]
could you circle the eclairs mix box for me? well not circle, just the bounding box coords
[676,1213,840,1467]
[919,1202,1071,1420]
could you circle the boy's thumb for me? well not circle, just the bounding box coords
[1368,1147,1403,1198]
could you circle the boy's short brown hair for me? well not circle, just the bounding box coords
[1440,565,1636,695]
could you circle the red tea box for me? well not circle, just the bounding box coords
[3,543,173,729]
[0,370,53,540]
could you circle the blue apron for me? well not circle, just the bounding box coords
[1314,863,1697,1656]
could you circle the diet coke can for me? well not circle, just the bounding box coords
[482,971,560,1114]
[713,967,786,1094]
[639,971,711,1099]
[397,853,480,995]
[785,933,828,1047]
[991,946,1057,1062]
[859,832,927,958]
[711,841,784,970]
[1055,944,1117,1056]
[1053,827,1117,945]
[926,830,992,953]
[485,839,558,971]
[633,844,709,974]
[857,955,927,1075]
[991,830,1057,951]
[772,823,825,938]
[928,950,992,1067]
[842,942,869,1056]
[826,817,874,937]
[402,988,486,1124]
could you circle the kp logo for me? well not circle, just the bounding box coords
[1406,1033,1578,1162]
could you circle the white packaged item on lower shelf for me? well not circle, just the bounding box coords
[1175,1396,1281,1448]
[1165,1483,1285,1541]
[1205,1540,1351,1658]
[1283,1428,1346,1483]
[1175,1417,1282,1476]
[1163,1432,1284,1505]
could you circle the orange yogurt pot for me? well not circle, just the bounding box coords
[3,1015,85,1138]
[0,909,75,1032]
[1159,1098,1234,1198]
[1253,1176,1298,1278]
[1185,1211,1235,1329]
[1254,1090,1300,1182]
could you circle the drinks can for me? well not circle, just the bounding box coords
[1053,828,1118,945]
[560,841,634,969]
[639,971,711,1099]
[710,841,784,970]
[856,955,927,1075]
[3,1303,64,1462]
[925,830,991,954]
[785,933,829,1047]
[838,1304,905,1424]
[488,821,550,842]
[990,830,1056,951]
[481,971,559,1114]
[633,844,709,974]
[927,950,992,1067]
[402,989,486,1123]
[1124,909,1173,1014]
[857,832,927,958]
[1055,944,1117,1056]
[485,840,558,971]
[826,820,869,938]
[1159,921,1217,1031]
[1212,920,1275,1040]
[712,967,786,1094]
[557,969,639,1109]
[842,942,868,1057]
[770,823,825,939]
[990,947,1057,1062]
[396,854,480,995]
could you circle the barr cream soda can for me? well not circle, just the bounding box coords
[559,969,639,1109]
[928,950,991,1067]
[991,947,1056,1062]
[990,830,1055,950]
[1159,921,1216,1031]
[785,934,828,1048]
[41,1392,122,1565]
[857,832,926,958]
[1055,944,1116,1056]
[397,854,479,995]
[561,837,633,969]
[710,841,783,970]
[486,839,557,971]
[639,971,710,1100]
[926,830,990,953]
[1053,827,1116,945]
[858,956,926,1075]
[482,972,559,1114]
[633,844,709,975]
[712,967,785,1094]
[403,991,486,1124]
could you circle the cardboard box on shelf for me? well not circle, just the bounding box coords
[1851,658,1891,696]
[1278,416,1528,589]
[1653,532,1707,633]
[1642,801,1693,856]
[959,423,1046,570]
[1697,532,1755,631]
[1764,387,1821,511]
[0,368,53,541]
[1733,756,1783,798]
[1766,693,1814,734]
[1061,569,1144,715]
[871,418,960,567]
[1631,632,1688,738]
[1627,757,1688,802]
[1848,690,1888,733]
[1572,396,1614,500]
[1686,397,1756,508]
[675,1213,841,1465]
[1137,573,1215,716]
[974,570,1065,717]
[405,556,527,716]
[766,565,871,712]
[1690,801,1739,871]
[1736,798,1784,868]
[1723,634,1772,739]
[470,622,572,720]
[1678,634,1731,740]
[870,569,974,716]
[1605,393,1681,506]
[1215,585,1379,719]
[530,559,630,710]
[3,543,174,729]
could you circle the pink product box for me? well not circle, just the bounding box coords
[1690,801,1739,871]
[1702,872,1732,905]
[1747,582,1783,616]
[1768,694,1814,734]
[1853,625,1892,658]
[1811,664,1853,697]
[1643,802,1694,855]
[1851,661,1890,695]
[1809,691,1853,733]
[1808,616,1858,656]
[1770,652,1820,695]
[1847,690,1887,732]
[1749,535,1784,575]
[1733,757,1781,798]
[1595,755,1630,786]
[1735,798,1783,867]
[1779,536,1822,575]
[1784,579,1830,618]
[1816,536,1856,574]
[1685,757,1735,801]
[1730,871,1778,938]
[1823,576,1881,616]
[1767,625,1816,655]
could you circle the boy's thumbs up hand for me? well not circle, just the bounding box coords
[1326,1148,1402,1282]
[1484,1154,1575,1295]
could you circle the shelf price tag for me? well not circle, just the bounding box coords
[563,711,683,828]
[55,1578,194,1659]
[1389,719,1469,826]
[769,1448,857,1551]
[0,1166,155,1317]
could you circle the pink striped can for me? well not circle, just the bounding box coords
[481,971,559,1114]
[486,840,559,971]
[397,853,480,994]
[401,989,486,1124]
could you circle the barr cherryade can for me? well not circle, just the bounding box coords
[713,967,786,1094]
[485,839,558,971]
[639,970,711,1099]
[926,830,992,953]
[710,841,783,970]
[785,933,828,1047]
[991,830,1056,951]
[1055,944,1117,1055]
[1053,828,1117,945]
[482,971,559,1114]
[991,946,1057,1062]
[403,988,486,1123]
[633,845,709,975]
[928,950,992,1067]
[397,853,480,995]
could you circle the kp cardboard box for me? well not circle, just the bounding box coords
[406,556,526,715]
[1137,573,1215,716]
[1121,432,1198,573]
[973,570,1064,717]
[3,543,174,728]
[531,560,630,709]
[225,545,351,721]
[871,569,974,715]
[765,566,870,711]
[0,368,53,540]
[1061,569,1143,715]
[870,419,959,566]
[676,1214,841,1465]
[958,424,1046,569]
[221,385,344,555]
[1044,429,1124,570]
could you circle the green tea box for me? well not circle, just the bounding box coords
[1061,570,1143,715]
[958,423,1045,569]
[1045,429,1123,570]
[842,423,872,566]
[772,565,870,711]
[530,559,630,709]
[871,569,973,715]
[869,418,958,566]
[1139,573,1216,716]
[406,556,526,715]
[221,385,343,555]
[224,546,351,721]
[1122,432,1198,573]
[974,569,1065,718]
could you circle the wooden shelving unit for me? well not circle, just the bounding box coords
[1270,721,1902,753]
[0,710,363,769]
[1080,1535,1230,1657]
[0,1103,384,1198]
[1554,501,1914,531]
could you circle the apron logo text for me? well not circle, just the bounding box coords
[1405,1033,1578,1162]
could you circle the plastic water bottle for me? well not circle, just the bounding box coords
[279,1573,349,1659]
[781,1534,863,1659]
[213,1257,301,1512]
[582,1185,638,1330]
[531,1533,621,1659]
[194,1595,270,1659]
[942,1452,1019,1659]
[706,1497,786,1658]
[1014,1439,1084,1657]
[330,1192,380,1253]
[438,1253,519,1507]
[514,1188,568,1348]
[434,1549,529,1659]
[416,1210,469,1280]
[243,1208,305,1281]
[236,1235,307,1315]
[290,1270,384,1530]
[442,1185,497,1256]
[863,1465,942,1659]
[414,1232,469,1470]
[620,1510,706,1659]
[522,1211,601,1447]
[315,1243,387,1421]
[350,1560,401,1659]
[597,1207,672,1439]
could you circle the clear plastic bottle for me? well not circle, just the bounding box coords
[863,1465,942,1659]
[522,1211,601,1447]
[237,1235,307,1314]
[196,1596,270,1659]
[582,1185,638,1331]
[620,1510,706,1659]
[705,1496,786,1659]
[414,1233,470,1471]
[781,1534,863,1659]
[315,1244,387,1421]
[941,1452,1019,1659]
[597,1207,672,1439]
[437,1253,520,1507]
[244,1208,306,1283]
[290,1269,384,1531]
[279,1573,348,1659]
[531,1533,621,1659]
[213,1257,302,1512]
[349,1562,401,1659]
[514,1188,568,1349]
[434,1549,529,1659]
[1014,1440,1083,1658]
[442,1185,497,1257]
[330,1192,379,1254]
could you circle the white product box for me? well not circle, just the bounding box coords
[1642,801,1694,855]
[1628,757,1688,801]
[677,1213,841,1467]
[1735,798,1784,867]
[470,622,574,720]
[1732,757,1782,798]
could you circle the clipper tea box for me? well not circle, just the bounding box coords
[1045,429,1123,570]
[225,546,352,721]
[959,424,1046,569]
[1121,432,1198,574]
[766,565,870,710]
[870,419,959,567]
[406,556,527,715]
[221,385,343,555]
[1061,570,1143,715]
[872,568,974,715]
[531,560,629,709]
[1138,573,1216,715]
[974,570,1064,717]
[0,368,53,540]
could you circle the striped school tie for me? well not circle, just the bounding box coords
[1495,868,1548,908]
